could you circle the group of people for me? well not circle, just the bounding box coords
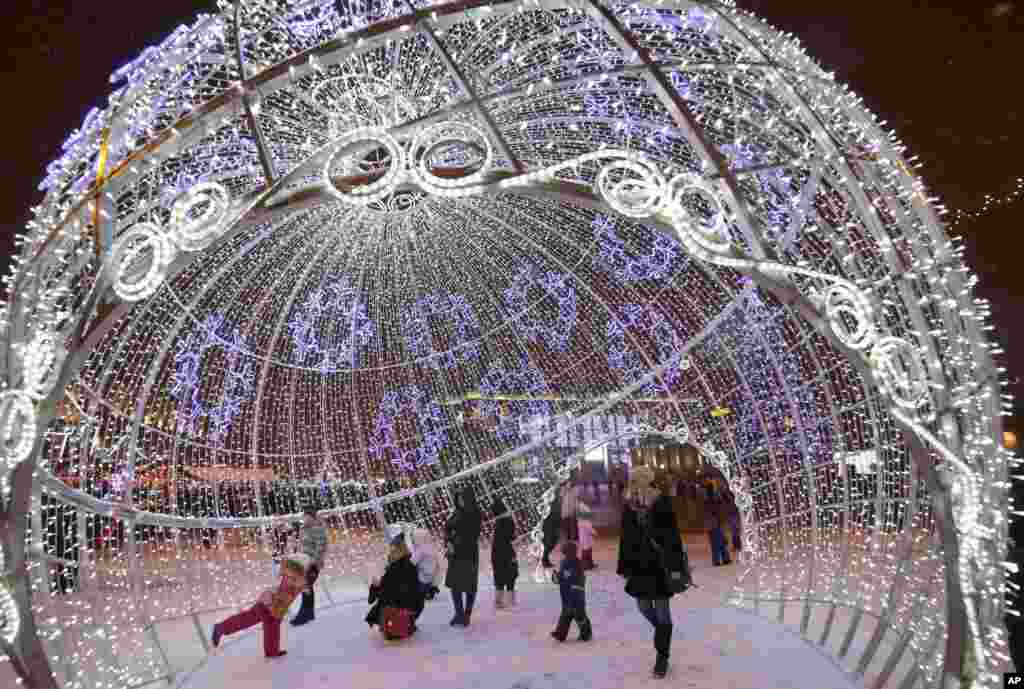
[210,467,695,680]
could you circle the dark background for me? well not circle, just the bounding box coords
[0,0,1021,426]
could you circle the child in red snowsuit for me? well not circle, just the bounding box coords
[211,555,308,658]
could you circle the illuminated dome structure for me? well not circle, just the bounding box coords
[0,1,1013,687]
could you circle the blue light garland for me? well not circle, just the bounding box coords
[287,276,375,373]
[401,291,481,369]
[171,313,256,446]
[369,386,449,473]
[478,355,553,440]
[503,263,577,352]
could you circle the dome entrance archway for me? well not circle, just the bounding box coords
[0,1,1011,688]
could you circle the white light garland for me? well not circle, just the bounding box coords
[106,222,178,302]
[0,390,38,468]
[0,2,1011,687]
[168,181,232,252]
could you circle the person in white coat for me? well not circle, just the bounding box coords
[410,528,440,622]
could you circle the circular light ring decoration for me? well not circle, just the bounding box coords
[171,312,256,446]
[369,386,449,473]
[0,578,19,645]
[591,214,685,283]
[106,222,177,302]
[595,154,669,218]
[15,326,66,401]
[168,181,232,252]
[408,120,494,193]
[665,173,734,257]
[503,263,578,352]
[815,282,877,351]
[871,336,932,411]
[0,390,38,469]
[322,127,407,206]
[287,276,376,373]
[477,356,553,440]
[607,304,689,394]
[401,291,481,370]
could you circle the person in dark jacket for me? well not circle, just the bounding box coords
[550,540,592,642]
[366,534,423,637]
[444,485,482,626]
[705,486,731,566]
[617,466,688,679]
[722,489,741,553]
[491,497,519,609]
[541,488,562,568]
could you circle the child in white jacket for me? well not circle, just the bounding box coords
[411,528,441,618]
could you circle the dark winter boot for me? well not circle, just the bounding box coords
[576,614,593,642]
[652,623,672,678]
[463,592,476,626]
[450,590,465,626]
[550,612,573,642]
[291,591,315,626]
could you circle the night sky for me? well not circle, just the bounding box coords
[1,1,1021,424]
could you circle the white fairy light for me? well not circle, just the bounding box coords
[0,390,38,468]
[168,181,232,252]
[0,1,1011,687]
[106,222,177,302]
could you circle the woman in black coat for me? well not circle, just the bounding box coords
[541,489,562,568]
[444,485,482,626]
[366,535,423,635]
[491,497,519,609]
[617,467,689,679]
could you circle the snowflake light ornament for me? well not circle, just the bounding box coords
[287,276,375,373]
[369,386,449,473]
[171,313,256,446]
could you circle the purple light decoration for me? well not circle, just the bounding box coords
[172,312,256,447]
[592,214,686,282]
[585,94,612,118]
[607,304,687,395]
[719,143,821,250]
[286,0,343,40]
[503,263,577,352]
[478,356,553,440]
[401,292,481,369]
[710,285,832,462]
[369,386,449,473]
[287,276,376,373]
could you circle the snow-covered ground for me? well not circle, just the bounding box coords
[181,536,860,689]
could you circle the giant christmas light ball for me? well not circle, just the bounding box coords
[0,1,1012,688]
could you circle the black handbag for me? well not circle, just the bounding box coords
[647,527,693,594]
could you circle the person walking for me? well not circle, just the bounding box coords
[549,541,592,642]
[704,486,731,566]
[541,488,562,568]
[491,497,519,609]
[291,508,328,626]
[444,485,482,626]
[617,466,691,679]
[723,489,741,553]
